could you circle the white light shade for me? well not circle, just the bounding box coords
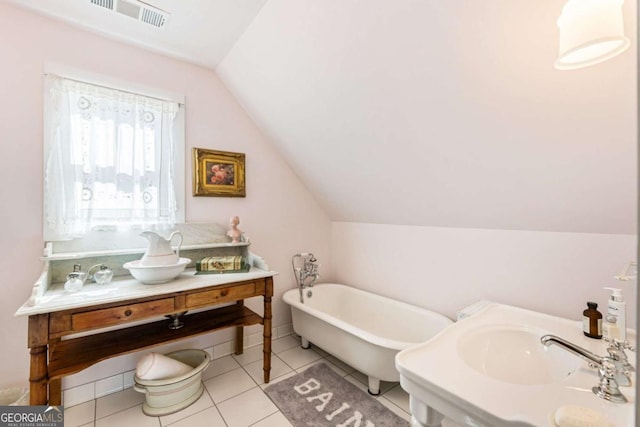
[556,0,630,70]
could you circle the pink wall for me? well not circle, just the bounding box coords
[332,222,636,325]
[0,3,332,388]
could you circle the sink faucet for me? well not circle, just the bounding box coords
[292,253,320,303]
[541,334,628,403]
[604,339,635,387]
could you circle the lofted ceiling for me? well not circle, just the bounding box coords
[5,0,638,234]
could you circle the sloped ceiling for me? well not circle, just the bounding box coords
[4,0,638,234]
[217,0,637,234]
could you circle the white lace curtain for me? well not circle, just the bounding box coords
[44,75,180,240]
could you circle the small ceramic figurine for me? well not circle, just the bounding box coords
[227,216,243,243]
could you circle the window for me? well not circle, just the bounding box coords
[43,72,185,241]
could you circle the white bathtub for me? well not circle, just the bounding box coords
[283,283,453,394]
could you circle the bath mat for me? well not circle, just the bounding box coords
[265,363,409,427]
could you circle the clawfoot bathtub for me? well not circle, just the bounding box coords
[283,283,452,394]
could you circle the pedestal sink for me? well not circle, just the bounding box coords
[457,325,581,385]
[395,303,635,427]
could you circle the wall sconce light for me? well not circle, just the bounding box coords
[555,0,630,70]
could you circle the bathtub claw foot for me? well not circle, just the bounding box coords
[367,377,380,395]
[301,337,311,349]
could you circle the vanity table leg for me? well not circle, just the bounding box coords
[29,346,48,405]
[235,301,244,355]
[263,277,273,383]
[49,378,62,406]
[28,314,49,405]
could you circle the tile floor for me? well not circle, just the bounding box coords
[64,335,415,427]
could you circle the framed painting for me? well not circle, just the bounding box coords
[192,148,246,197]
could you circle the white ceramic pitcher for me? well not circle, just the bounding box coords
[139,231,183,266]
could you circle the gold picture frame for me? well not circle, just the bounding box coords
[192,148,246,197]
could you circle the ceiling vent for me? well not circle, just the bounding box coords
[90,0,169,29]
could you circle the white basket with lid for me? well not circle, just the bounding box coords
[133,349,210,416]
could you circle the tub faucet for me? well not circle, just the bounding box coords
[540,334,628,403]
[292,253,320,303]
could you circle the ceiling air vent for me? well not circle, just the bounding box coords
[89,0,170,29]
[91,0,114,9]
[139,7,167,28]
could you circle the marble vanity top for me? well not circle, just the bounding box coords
[15,267,276,316]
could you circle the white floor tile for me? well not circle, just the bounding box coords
[213,341,233,359]
[278,346,323,369]
[244,354,293,385]
[349,370,398,394]
[442,418,466,427]
[383,384,410,413]
[96,387,145,419]
[70,337,413,427]
[204,368,256,403]
[158,390,213,426]
[64,400,95,427]
[95,375,123,398]
[64,383,95,407]
[271,335,300,354]
[232,345,264,366]
[251,411,294,427]
[95,405,160,427]
[378,396,411,422]
[344,374,371,394]
[203,355,241,381]
[123,371,136,389]
[309,345,329,357]
[259,370,298,390]
[324,355,356,375]
[217,387,278,427]
[276,324,293,337]
[163,407,226,427]
[297,359,349,378]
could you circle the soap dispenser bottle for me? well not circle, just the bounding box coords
[603,287,626,340]
[582,302,602,339]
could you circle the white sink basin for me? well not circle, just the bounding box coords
[457,325,581,385]
[396,303,635,427]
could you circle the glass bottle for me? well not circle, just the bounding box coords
[64,273,83,293]
[582,301,602,339]
[93,265,113,285]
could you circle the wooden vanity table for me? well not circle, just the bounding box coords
[16,243,276,406]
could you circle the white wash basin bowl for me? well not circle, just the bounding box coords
[395,303,635,427]
[457,325,580,385]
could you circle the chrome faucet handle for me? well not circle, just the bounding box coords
[604,337,635,352]
[605,341,635,387]
[593,358,628,403]
[607,339,635,370]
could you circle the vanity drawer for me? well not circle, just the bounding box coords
[186,282,263,308]
[71,298,175,331]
